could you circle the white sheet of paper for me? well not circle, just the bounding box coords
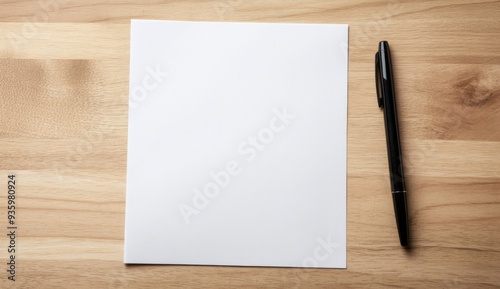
[124,20,348,268]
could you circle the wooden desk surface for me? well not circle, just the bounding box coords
[0,0,499,288]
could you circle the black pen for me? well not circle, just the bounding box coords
[375,41,409,247]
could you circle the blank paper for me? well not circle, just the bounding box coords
[124,20,348,268]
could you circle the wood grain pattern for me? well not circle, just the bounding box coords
[0,0,499,288]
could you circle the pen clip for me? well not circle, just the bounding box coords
[375,52,383,108]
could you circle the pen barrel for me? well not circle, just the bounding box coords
[383,100,406,193]
[378,41,409,247]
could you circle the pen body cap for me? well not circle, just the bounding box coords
[375,41,393,108]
